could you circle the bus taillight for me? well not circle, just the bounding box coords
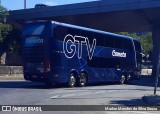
[45,59,51,72]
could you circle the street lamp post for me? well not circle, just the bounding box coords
[24,0,26,9]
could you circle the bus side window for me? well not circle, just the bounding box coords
[104,35,115,48]
[134,40,141,52]
[124,39,134,52]
[93,33,105,47]
[67,27,81,36]
[53,25,67,41]
[115,37,124,50]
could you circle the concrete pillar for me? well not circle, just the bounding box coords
[152,25,160,94]
[151,26,160,78]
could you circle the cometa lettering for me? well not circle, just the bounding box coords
[112,50,126,58]
[25,38,44,44]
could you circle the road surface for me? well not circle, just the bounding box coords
[0,76,159,114]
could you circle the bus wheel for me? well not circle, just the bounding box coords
[78,73,87,87]
[119,75,125,84]
[125,74,132,84]
[68,73,76,87]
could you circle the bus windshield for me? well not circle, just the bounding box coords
[22,22,46,37]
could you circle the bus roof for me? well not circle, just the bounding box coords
[24,20,140,42]
[52,21,138,41]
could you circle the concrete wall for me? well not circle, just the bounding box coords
[0,66,23,75]
[0,65,152,76]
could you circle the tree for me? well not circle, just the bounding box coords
[0,5,21,56]
[118,32,153,56]
[0,5,8,23]
[0,5,12,43]
[138,32,152,55]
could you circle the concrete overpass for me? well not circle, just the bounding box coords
[8,0,160,80]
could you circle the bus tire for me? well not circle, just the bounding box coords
[78,73,87,87]
[68,73,76,87]
[119,74,125,84]
[125,74,132,84]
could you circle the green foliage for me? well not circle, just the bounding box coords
[0,5,11,43]
[138,32,152,55]
[0,5,8,23]
[0,22,12,42]
[7,27,21,53]
[118,32,153,55]
[0,5,21,54]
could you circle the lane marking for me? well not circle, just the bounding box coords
[51,95,59,99]
[94,91,105,94]
[61,93,76,98]
[74,92,92,96]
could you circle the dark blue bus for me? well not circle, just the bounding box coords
[22,21,142,87]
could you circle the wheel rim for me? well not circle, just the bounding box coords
[80,73,86,86]
[121,75,125,84]
[69,75,76,87]
[127,75,131,83]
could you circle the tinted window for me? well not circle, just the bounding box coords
[104,35,115,48]
[87,57,117,68]
[67,27,81,36]
[115,37,124,49]
[53,25,67,41]
[23,23,46,37]
[134,40,141,52]
[81,30,94,41]
[124,39,134,52]
[87,57,134,68]
[93,33,105,47]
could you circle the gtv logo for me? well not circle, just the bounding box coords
[63,34,96,60]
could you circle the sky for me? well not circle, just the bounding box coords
[1,0,97,10]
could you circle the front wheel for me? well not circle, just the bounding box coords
[68,73,76,87]
[78,73,87,87]
[119,74,125,84]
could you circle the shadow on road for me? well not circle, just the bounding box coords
[0,75,159,89]
[0,81,48,89]
[110,98,149,106]
[130,75,160,87]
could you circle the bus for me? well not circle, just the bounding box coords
[22,21,142,87]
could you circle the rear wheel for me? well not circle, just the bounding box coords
[78,73,87,87]
[119,74,125,84]
[68,73,76,87]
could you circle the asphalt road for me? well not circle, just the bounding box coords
[0,76,159,114]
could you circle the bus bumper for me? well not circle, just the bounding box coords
[24,71,67,84]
